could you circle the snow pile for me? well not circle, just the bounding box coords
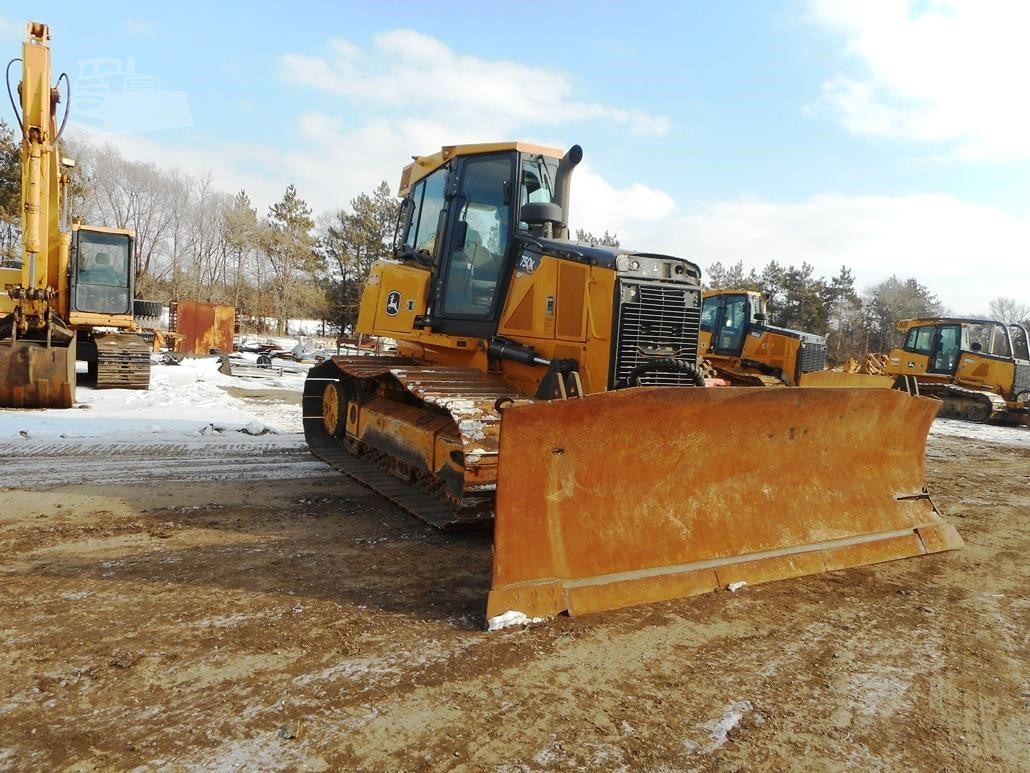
[930,417,1028,448]
[0,357,303,442]
[486,610,545,631]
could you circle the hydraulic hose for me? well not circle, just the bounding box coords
[616,358,706,389]
[5,58,23,132]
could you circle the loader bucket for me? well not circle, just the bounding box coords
[0,339,76,408]
[488,387,961,619]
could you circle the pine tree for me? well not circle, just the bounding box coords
[262,185,318,335]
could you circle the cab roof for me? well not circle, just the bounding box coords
[702,288,763,299]
[896,317,1010,330]
[399,141,564,195]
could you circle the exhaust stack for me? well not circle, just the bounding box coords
[552,144,583,239]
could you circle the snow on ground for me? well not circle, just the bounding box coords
[0,357,306,443]
[929,418,1028,448]
[2,362,1023,452]
[486,610,545,632]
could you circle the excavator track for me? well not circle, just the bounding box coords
[303,355,520,529]
[94,333,151,390]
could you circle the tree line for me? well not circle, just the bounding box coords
[705,260,1028,362]
[0,120,1025,353]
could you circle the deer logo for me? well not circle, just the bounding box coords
[385,291,401,316]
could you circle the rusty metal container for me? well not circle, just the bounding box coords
[168,301,236,355]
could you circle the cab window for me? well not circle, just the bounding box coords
[517,154,557,232]
[930,325,960,374]
[77,230,130,287]
[904,326,933,354]
[714,295,748,353]
[700,296,718,331]
[405,168,446,258]
[1009,325,1029,360]
[441,154,512,317]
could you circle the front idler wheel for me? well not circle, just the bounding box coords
[322,381,348,436]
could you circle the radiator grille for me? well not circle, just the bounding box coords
[612,281,701,387]
[798,341,827,373]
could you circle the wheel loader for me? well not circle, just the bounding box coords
[885,317,1029,425]
[304,141,961,621]
[0,21,150,409]
[699,289,893,388]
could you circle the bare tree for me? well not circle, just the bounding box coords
[987,297,1029,324]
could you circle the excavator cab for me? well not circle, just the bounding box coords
[69,226,134,320]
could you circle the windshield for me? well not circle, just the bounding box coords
[77,229,131,288]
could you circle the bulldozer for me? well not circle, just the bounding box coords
[885,317,1029,425]
[699,289,893,388]
[0,21,150,409]
[304,141,961,621]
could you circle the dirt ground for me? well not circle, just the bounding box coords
[0,429,1027,771]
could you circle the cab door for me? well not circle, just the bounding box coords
[703,294,750,356]
[895,324,934,376]
[927,324,960,375]
[429,152,516,338]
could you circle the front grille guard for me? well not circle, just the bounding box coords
[611,280,701,388]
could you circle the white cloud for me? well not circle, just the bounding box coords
[809,0,1030,159]
[281,29,668,137]
[63,24,1027,318]
[69,118,1028,315]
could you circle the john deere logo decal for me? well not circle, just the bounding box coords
[385,291,401,316]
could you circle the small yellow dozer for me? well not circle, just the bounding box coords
[699,289,893,388]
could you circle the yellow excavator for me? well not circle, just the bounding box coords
[0,21,150,408]
[304,141,961,621]
[699,289,892,388]
[885,317,1029,425]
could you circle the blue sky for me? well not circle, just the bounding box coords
[4,1,1028,313]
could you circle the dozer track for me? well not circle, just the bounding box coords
[94,333,151,390]
[303,355,520,529]
[904,381,1012,424]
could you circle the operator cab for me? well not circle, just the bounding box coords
[394,146,565,337]
[70,225,134,316]
[899,319,1021,376]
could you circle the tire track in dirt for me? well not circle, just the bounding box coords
[0,437,334,486]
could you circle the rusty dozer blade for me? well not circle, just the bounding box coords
[797,370,895,388]
[488,387,961,620]
[0,338,76,408]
